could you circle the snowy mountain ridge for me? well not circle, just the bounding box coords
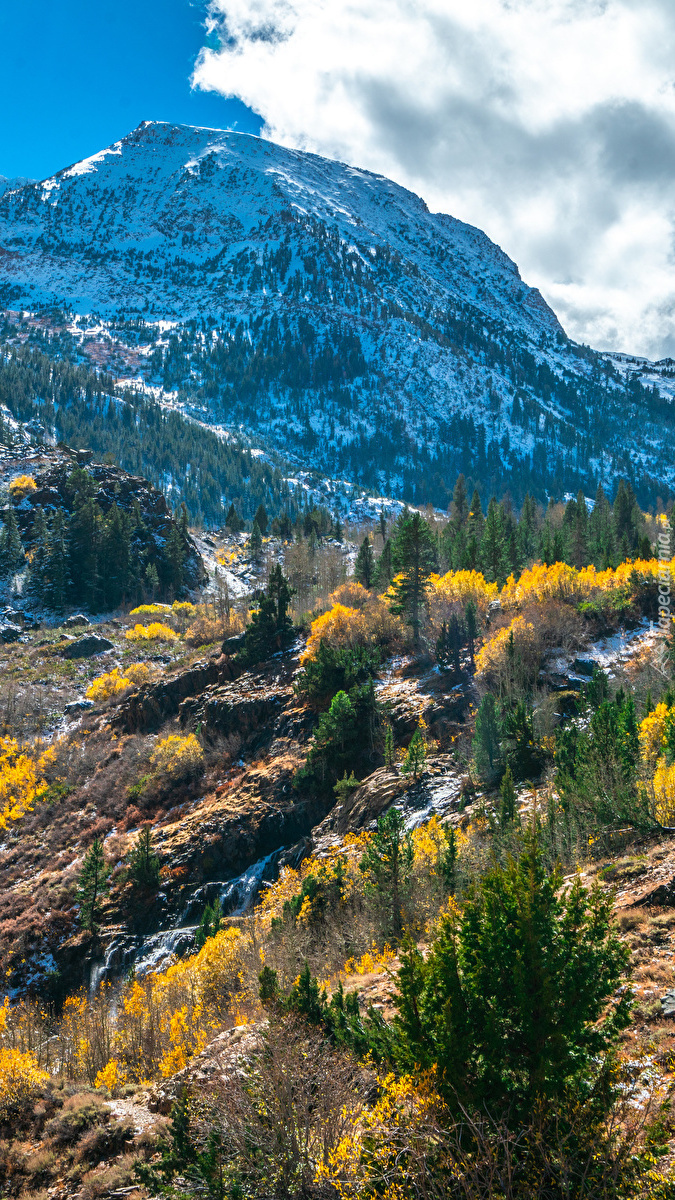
[1,120,674,507]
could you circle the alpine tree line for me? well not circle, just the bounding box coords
[358,474,655,598]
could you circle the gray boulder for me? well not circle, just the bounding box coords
[0,622,23,643]
[64,614,90,629]
[662,989,675,1018]
[61,635,114,659]
[65,698,95,715]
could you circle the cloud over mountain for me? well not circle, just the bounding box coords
[194,0,675,357]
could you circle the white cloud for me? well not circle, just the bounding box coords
[193,0,675,357]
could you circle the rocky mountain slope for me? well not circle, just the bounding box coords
[1,121,675,507]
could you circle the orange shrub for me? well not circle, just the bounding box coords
[303,590,403,662]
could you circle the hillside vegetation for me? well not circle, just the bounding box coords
[0,463,674,1197]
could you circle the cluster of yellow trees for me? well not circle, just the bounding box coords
[639,703,675,825]
[0,737,56,830]
[303,558,672,670]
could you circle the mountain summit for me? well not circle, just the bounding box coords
[1,120,674,504]
[0,120,558,338]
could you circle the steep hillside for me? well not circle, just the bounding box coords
[1,122,675,506]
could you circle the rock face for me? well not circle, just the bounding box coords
[315,766,406,840]
[61,634,114,658]
[111,655,237,733]
[179,675,289,744]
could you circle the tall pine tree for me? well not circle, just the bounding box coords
[389,512,437,644]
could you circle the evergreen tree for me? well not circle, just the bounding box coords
[178,502,189,538]
[145,561,160,600]
[225,502,243,533]
[333,770,361,803]
[517,493,538,563]
[126,825,161,890]
[564,491,589,569]
[76,838,110,934]
[502,699,543,779]
[69,496,101,609]
[500,763,517,824]
[195,897,223,950]
[589,484,615,568]
[384,723,395,768]
[241,565,294,664]
[28,507,49,601]
[379,510,387,546]
[253,503,268,535]
[480,497,509,584]
[0,504,24,576]
[389,512,437,644]
[465,599,478,664]
[473,693,501,781]
[354,535,375,588]
[436,615,462,674]
[401,727,427,780]
[359,807,413,941]
[249,519,263,561]
[468,489,484,540]
[296,681,380,791]
[450,473,469,528]
[44,510,69,611]
[100,504,132,609]
[395,839,631,1119]
[162,522,185,596]
[373,537,393,588]
[613,480,642,558]
[267,563,294,630]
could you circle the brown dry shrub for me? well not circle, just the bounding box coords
[79,1154,139,1200]
[44,1093,107,1145]
[199,1018,365,1196]
[185,611,245,648]
[75,1119,134,1164]
[21,1147,57,1186]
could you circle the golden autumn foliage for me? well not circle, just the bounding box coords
[428,569,498,617]
[0,999,49,1117]
[185,609,245,647]
[303,583,403,662]
[86,663,153,702]
[129,603,171,616]
[501,557,675,609]
[125,622,179,642]
[316,1070,446,1197]
[0,1046,49,1120]
[94,1057,127,1094]
[148,733,204,783]
[0,738,56,830]
[474,616,541,691]
[8,474,36,500]
[638,704,675,825]
[652,760,675,826]
[639,704,670,773]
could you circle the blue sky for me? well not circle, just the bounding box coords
[0,0,262,180]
